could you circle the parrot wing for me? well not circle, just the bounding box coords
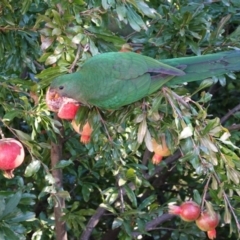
[78,52,185,109]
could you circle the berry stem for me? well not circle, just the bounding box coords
[201,175,211,211]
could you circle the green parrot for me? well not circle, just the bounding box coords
[47,51,240,110]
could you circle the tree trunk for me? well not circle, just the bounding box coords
[51,118,68,240]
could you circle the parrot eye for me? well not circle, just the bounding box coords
[59,86,64,90]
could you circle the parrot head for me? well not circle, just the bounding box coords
[49,74,75,99]
[46,74,80,112]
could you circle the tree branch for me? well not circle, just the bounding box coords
[226,123,240,131]
[51,114,68,240]
[132,214,175,237]
[145,150,182,180]
[220,103,240,124]
[80,206,106,240]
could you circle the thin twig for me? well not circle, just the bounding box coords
[220,103,240,124]
[201,175,212,211]
[162,88,185,119]
[95,108,112,142]
[142,148,151,166]
[226,123,240,131]
[145,150,182,180]
[116,173,125,213]
[168,89,191,109]
[213,172,240,233]
[0,82,31,97]
[69,44,82,73]
[131,214,175,237]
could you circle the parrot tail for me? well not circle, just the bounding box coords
[161,50,240,84]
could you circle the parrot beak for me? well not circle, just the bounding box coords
[47,88,59,100]
[46,87,63,112]
[46,88,81,113]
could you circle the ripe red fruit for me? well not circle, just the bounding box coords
[168,201,201,222]
[0,138,25,178]
[57,101,80,120]
[195,211,220,232]
[207,229,217,240]
[151,137,170,164]
[45,88,80,119]
[71,121,93,144]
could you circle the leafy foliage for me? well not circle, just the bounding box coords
[0,0,240,239]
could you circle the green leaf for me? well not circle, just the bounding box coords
[0,230,6,240]
[99,203,117,214]
[14,129,31,141]
[82,184,92,202]
[122,220,133,237]
[0,198,6,216]
[20,193,36,206]
[3,111,22,122]
[72,33,84,44]
[24,160,41,177]
[137,119,147,144]
[112,217,123,229]
[216,14,231,38]
[52,9,62,26]
[193,189,202,205]
[21,0,31,14]
[0,192,22,219]
[0,225,19,240]
[135,0,156,18]
[179,126,193,139]
[138,195,157,210]
[116,4,127,21]
[105,188,119,205]
[56,191,71,200]
[101,0,110,10]
[126,5,146,31]
[10,211,35,223]
[224,204,231,224]
[53,160,73,169]
[45,55,60,65]
[124,185,137,208]
[87,27,125,44]
[118,178,127,186]
[79,208,96,216]
[52,28,62,36]
[191,79,214,96]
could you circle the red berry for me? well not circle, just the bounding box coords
[168,201,201,222]
[195,211,220,232]
[0,138,25,178]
